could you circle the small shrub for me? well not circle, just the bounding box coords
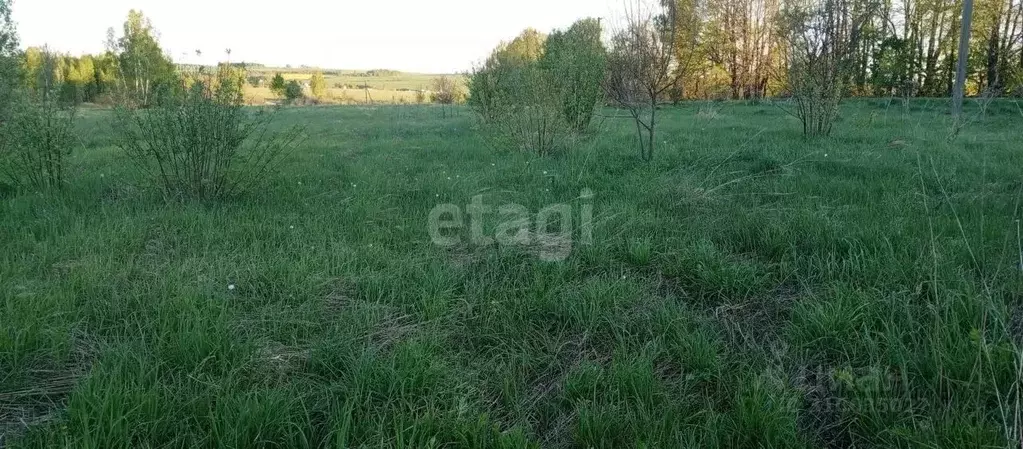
[0,52,77,190]
[284,80,304,102]
[431,76,461,104]
[113,69,302,200]
[473,63,572,155]
[780,0,854,138]
[498,67,572,155]
[310,72,327,99]
[269,73,286,96]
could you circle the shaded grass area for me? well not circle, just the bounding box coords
[2,100,1022,447]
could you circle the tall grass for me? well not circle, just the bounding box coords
[1,100,1021,447]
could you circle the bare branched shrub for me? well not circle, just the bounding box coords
[114,67,302,201]
[948,85,1001,141]
[604,1,696,161]
[0,51,77,190]
[780,0,863,137]
[431,76,462,104]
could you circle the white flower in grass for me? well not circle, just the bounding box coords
[228,284,236,291]
[289,225,294,229]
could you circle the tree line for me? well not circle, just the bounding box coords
[668,0,1022,99]
[10,0,1012,106]
[466,0,1004,161]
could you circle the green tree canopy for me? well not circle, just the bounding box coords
[112,10,176,106]
[284,80,303,101]
[0,0,15,57]
[270,73,286,96]
[491,28,546,68]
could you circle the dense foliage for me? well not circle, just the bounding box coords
[0,51,77,190]
[539,18,606,131]
[468,21,607,154]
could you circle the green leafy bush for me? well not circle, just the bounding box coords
[539,18,606,132]
[468,21,606,154]
[114,68,302,200]
[0,51,77,190]
[270,73,286,96]
[284,80,304,102]
[468,28,576,155]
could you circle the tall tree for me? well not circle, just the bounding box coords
[503,28,547,63]
[0,0,19,118]
[604,0,690,160]
[953,0,975,116]
[704,0,781,98]
[111,10,176,106]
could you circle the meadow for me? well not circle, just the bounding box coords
[2,100,1022,448]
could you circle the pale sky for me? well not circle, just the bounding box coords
[12,0,623,73]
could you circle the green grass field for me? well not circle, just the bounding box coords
[2,100,1022,447]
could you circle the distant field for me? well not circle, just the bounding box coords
[3,100,1023,447]
[244,86,427,105]
[243,67,466,104]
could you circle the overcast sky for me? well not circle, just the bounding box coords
[12,0,625,73]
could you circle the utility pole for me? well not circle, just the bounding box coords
[952,0,974,118]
